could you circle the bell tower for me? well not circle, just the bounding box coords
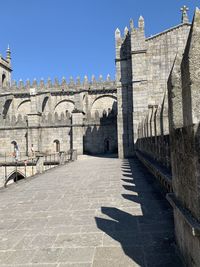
[0,45,12,88]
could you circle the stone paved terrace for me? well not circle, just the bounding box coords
[0,155,183,267]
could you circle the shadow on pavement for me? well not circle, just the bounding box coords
[95,157,184,267]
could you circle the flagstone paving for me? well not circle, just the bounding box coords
[0,155,183,266]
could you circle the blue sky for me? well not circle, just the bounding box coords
[0,0,199,82]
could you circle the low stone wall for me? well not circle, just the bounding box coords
[136,151,173,193]
[136,135,171,169]
[0,150,77,188]
[167,193,200,267]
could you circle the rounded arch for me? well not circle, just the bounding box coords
[2,74,6,87]
[53,139,60,152]
[5,170,25,185]
[92,95,117,106]
[91,95,117,117]
[54,100,74,114]
[17,100,31,114]
[42,96,49,112]
[3,99,12,118]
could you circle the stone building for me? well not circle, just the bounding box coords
[115,6,191,158]
[1,5,200,266]
[0,68,118,157]
[0,6,191,161]
[130,7,200,266]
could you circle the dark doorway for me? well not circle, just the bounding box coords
[104,139,110,153]
[2,74,6,87]
[6,172,25,184]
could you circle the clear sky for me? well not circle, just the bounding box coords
[0,0,199,83]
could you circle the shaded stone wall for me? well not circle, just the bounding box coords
[167,9,200,266]
[136,93,170,169]
[83,116,118,155]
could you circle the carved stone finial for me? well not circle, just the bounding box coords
[69,76,74,85]
[40,78,45,88]
[106,74,111,81]
[6,45,11,62]
[76,76,81,85]
[181,5,189,23]
[91,75,96,83]
[115,28,121,39]
[61,76,67,86]
[19,79,24,88]
[26,79,31,88]
[130,19,134,30]
[138,16,145,30]
[47,77,52,88]
[32,78,38,87]
[124,26,129,36]
[99,74,103,82]
[54,77,59,86]
[84,75,88,84]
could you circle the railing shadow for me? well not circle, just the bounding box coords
[95,157,184,266]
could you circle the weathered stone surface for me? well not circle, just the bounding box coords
[116,11,190,158]
[167,8,200,267]
[0,156,183,266]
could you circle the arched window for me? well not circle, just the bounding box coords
[2,74,6,87]
[53,140,60,152]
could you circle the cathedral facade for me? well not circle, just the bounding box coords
[0,7,191,159]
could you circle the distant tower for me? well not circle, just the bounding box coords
[0,45,12,88]
[181,5,189,23]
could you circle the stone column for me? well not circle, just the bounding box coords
[36,156,44,173]
[115,27,134,158]
[27,89,42,154]
[130,17,148,145]
[71,109,83,155]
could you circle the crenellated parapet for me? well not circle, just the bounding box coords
[5,74,116,94]
[0,114,28,128]
[0,110,73,128]
[41,111,72,126]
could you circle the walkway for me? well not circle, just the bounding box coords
[0,155,183,267]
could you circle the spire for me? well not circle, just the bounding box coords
[181,5,189,23]
[6,45,11,63]
[138,16,145,30]
[115,28,121,39]
[130,19,134,30]
[124,26,129,36]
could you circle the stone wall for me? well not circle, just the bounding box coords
[115,14,190,159]
[136,93,170,169]
[0,77,117,156]
[83,118,118,155]
[167,8,200,266]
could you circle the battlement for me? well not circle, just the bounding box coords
[0,111,73,129]
[5,74,116,93]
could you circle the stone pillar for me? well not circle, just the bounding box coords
[27,90,42,154]
[36,156,44,174]
[115,27,134,158]
[71,109,83,155]
[27,112,42,154]
[130,17,148,144]
[167,9,200,267]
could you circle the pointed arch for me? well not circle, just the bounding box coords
[17,100,31,114]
